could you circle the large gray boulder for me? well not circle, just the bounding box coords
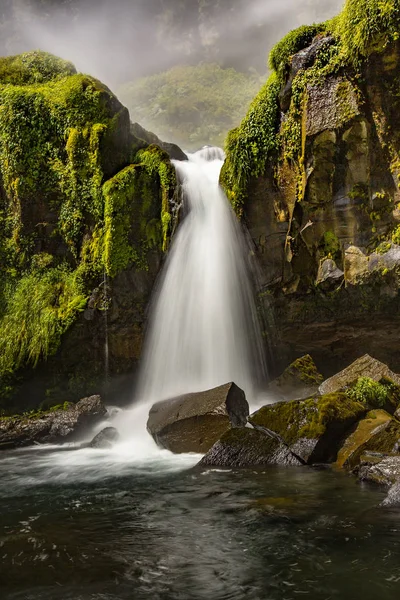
[0,395,107,450]
[200,428,302,468]
[147,382,249,453]
[319,354,400,396]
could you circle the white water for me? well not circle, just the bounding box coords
[13,147,269,478]
[114,147,268,445]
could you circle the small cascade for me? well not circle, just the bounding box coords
[126,146,268,428]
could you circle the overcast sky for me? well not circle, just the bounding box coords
[4,0,344,86]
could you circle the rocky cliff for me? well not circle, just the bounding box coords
[222,0,400,375]
[0,51,177,412]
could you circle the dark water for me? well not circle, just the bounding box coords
[1,446,400,600]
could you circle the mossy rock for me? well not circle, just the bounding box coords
[200,428,302,468]
[249,392,367,464]
[268,354,323,401]
[0,51,175,409]
[336,409,393,469]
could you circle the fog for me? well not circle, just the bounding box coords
[1,0,344,87]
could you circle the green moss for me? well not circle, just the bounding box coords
[320,231,341,260]
[0,265,87,380]
[0,51,174,404]
[250,392,366,444]
[333,0,400,66]
[269,23,328,85]
[222,0,400,217]
[220,73,280,215]
[0,51,76,85]
[135,145,176,251]
[279,354,323,386]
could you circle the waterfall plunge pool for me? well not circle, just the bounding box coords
[1,445,400,600]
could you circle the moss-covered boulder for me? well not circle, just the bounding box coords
[267,354,323,401]
[200,428,302,468]
[222,0,400,374]
[147,383,249,454]
[249,393,367,464]
[336,409,399,469]
[0,51,177,412]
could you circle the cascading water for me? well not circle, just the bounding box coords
[131,147,268,419]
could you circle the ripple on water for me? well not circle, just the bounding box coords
[1,447,400,600]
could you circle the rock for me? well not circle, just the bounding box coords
[279,36,336,111]
[306,76,360,137]
[319,354,400,395]
[131,122,188,161]
[336,410,396,469]
[147,382,249,454]
[90,427,119,449]
[249,393,367,464]
[358,455,400,487]
[200,428,302,468]
[267,354,323,401]
[0,396,107,450]
[316,258,344,287]
[381,482,400,507]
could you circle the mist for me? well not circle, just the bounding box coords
[2,0,344,88]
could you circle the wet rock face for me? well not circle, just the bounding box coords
[147,382,249,454]
[0,396,107,450]
[237,40,400,376]
[90,427,119,449]
[200,428,302,468]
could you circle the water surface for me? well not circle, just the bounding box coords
[1,446,399,599]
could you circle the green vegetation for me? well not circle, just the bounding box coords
[0,50,76,85]
[222,0,400,215]
[220,73,281,214]
[346,376,400,409]
[0,51,174,401]
[118,63,262,151]
[269,24,327,84]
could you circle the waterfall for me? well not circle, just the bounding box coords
[134,147,268,408]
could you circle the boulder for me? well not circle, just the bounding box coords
[267,354,323,401]
[319,355,400,396]
[249,393,366,464]
[381,482,400,507]
[358,455,400,487]
[147,382,249,454]
[90,426,119,449]
[0,395,107,450]
[336,410,400,469]
[200,428,302,468]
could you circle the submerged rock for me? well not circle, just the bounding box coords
[147,382,249,454]
[249,393,366,464]
[90,426,119,449]
[267,354,323,401]
[200,428,302,468]
[0,395,107,450]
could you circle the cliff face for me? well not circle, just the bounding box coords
[0,52,176,412]
[222,0,400,374]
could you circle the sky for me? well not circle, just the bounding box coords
[2,0,344,87]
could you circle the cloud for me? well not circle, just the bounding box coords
[4,0,344,86]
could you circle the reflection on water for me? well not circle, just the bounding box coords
[1,446,400,600]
